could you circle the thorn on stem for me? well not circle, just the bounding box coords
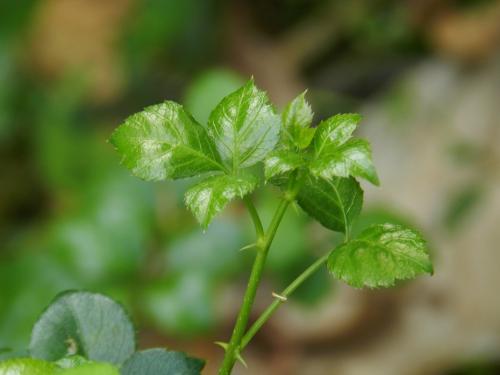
[272,292,287,302]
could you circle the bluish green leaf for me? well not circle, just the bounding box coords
[296,173,363,234]
[110,101,223,181]
[310,114,379,185]
[328,223,433,288]
[281,91,315,150]
[185,173,257,228]
[263,150,303,182]
[121,349,204,375]
[29,291,135,365]
[0,358,57,375]
[207,79,280,170]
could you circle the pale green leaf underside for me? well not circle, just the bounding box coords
[110,101,222,181]
[281,91,315,150]
[296,173,363,234]
[121,349,204,375]
[263,150,303,182]
[312,113,378,185]
[29,291,135,366]
[328,223,433,288]
[185,174,258,228]
[208,79,280,170]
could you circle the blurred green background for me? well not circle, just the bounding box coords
[1,1,500,374]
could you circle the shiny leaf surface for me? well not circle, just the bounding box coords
[310,114,379,185]
[207,79,280,170]
[263,150,303,182]
[296,173,363,234]
[110,101,223,181]
[185,173,257,228]
[328,223,433,288]
[281,91,315,150]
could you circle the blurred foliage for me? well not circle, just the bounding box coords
[0,0,493,370]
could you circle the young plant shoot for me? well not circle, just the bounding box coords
[0,80,432,375]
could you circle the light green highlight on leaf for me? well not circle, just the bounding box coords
[310,113,379,185]
[110,101,223,181]
[281,91,315,150]
[263,150,303,182]
[185,173,258,228]
[0,358,57,375]
[328,223,433,288]
[207,79,280,171]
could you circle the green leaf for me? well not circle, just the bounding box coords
[296,173,363,234]
[328,223,433,288]
[58,362,119,375]
[55,356,90,369]
[310,114,379,185]
[263,150,303,182]
[29,291,135,366]
[281,91,315,150]
[0,358,57,375]
[207,79,280,170]
[110,101,223,181]
[185,173,257,228]
[121,349,204,375]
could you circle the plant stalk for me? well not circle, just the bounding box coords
[240,252,330,349]
[218,198,290,374]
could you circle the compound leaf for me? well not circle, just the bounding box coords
[310,114,379,185]
[281,91,315,149]
[110,101,223,181]
[328,223,433,288]
[121,349,204,375]
[29,291,135,366]
[296,173,363,234]
[263,150,303,182]
[208,79,280,170]
[185,173,257,228]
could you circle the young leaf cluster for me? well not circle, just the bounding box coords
[0,291,204,375]
[108,79,433,373]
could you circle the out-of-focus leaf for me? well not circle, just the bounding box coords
[281,91,315,150]
[0,255,79,354]
[121,349,204,375]
[296,173,363,234]
[110,101,223,181]
[0,358,57,375]
[58,362,119,375]
[166,220,244,278]
[184,69,244,124]
[141,273,215,335]
[208,79,280,170]
[55,355,89,369]
[185,173,257,228]
[443,184,483,231]
[263,150,303,182]
[328,223,433,288]
[30,291,135,365]
[310,114,379,185]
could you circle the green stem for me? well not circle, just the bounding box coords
[218,198,291,375]
[240,230,350,350]
[239,252,330,349]
[243,196,264,238]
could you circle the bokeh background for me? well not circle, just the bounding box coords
[1,1,500,374]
